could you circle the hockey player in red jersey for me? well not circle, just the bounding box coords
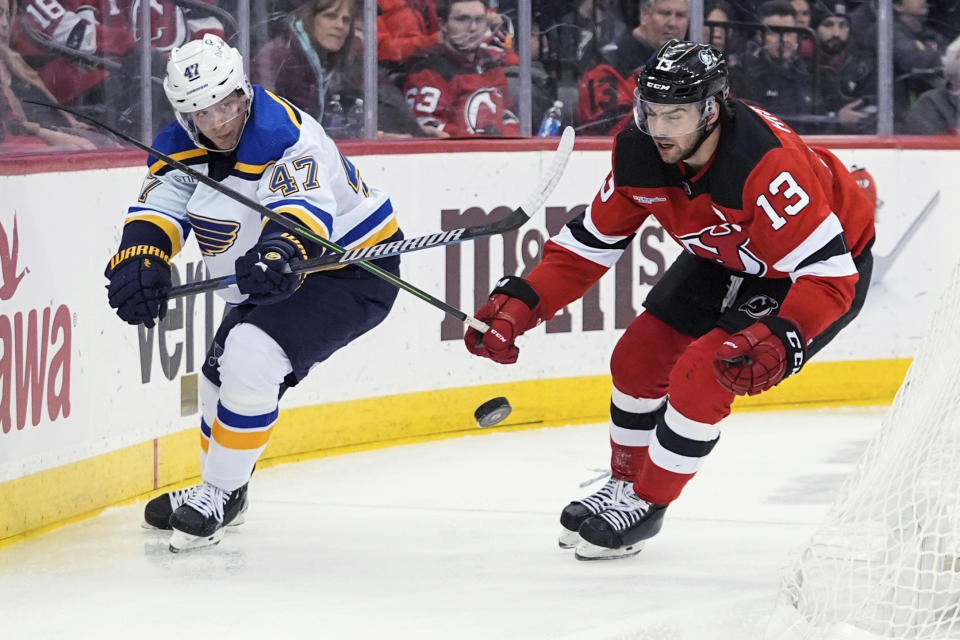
[464,40,876,560]
[402,0,518,137]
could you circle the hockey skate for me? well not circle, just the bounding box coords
[558,476,632,548]
[143,482,249,530]
[574,483,667,561]
[168,482,249,552]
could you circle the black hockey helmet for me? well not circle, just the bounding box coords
[635,39,729,105]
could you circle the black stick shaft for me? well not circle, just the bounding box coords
[28,101,488,330]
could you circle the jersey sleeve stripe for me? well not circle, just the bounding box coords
[124,209,187,255]
[773,212,855,277]
[265,199,334,238]
[583,205,634,245]
[792,252,858,280]
[569,210,635,251]
[551,225,625,268]
[336,199,397,248]
[795,232,848,271]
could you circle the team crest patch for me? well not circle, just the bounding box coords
[739,294,779,319]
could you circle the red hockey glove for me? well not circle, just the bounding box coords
[464,276,543,364]
[713,317,806,396]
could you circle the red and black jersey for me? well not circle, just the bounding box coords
[527,99,876,342]
[402,43,519,137]
[14,0,224,104]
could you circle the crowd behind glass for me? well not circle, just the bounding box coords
[1,0,959,154]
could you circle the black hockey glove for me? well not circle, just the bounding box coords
[235,232,308,305]
[104,245,172,328]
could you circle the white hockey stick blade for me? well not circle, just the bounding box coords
[517,126,576,218]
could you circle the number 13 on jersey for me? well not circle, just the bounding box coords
[756,171,810,230]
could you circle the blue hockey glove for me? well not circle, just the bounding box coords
[104,245,172,328]
[235,232,308,305]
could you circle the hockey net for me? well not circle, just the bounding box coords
[767,260,960,640]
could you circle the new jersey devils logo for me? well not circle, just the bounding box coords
[739,294,779,319]
[678,223,767,275]
[0,215,28,301]
[465,88,502,134]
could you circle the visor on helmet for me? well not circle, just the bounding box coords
[163,34,253,151]
[633,91,717,137]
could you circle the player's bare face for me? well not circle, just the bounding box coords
[190,92,248,150]
[312,0,353,53]
[444,1,488,52]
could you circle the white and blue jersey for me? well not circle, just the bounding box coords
[123,84,399,305]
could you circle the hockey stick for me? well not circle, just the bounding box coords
[28,101,573,332]
[872,189,939,283]
[165,126,576,298]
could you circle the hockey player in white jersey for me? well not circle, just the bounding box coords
[104,35,403,551]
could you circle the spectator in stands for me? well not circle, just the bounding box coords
[892,0,947,126]
[402,0,518,137]
[791,0,817,59]
[729,0,818,131]
[904,34,960,133]
[813,1,877,133]
[253,0,423,138]
[850,0,946,127]
[927,0,960,42]
[549,0,629,72]
[12,0,225,136]
[704,1,732,51]
[0,0,96,151]
[576,0,690,134]
[791,0,811,26]
[377,0,441,66]
[504,21,558,130]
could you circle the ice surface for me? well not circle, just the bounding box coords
[0,407,884,639]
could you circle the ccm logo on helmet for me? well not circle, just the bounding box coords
[646,81,671,90]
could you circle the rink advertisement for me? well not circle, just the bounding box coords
[0,139,951,541]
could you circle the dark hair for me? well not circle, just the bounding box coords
[436,0,490,22]
[705,0,733,18]
[810,1,850,28]
[758,0,798,19]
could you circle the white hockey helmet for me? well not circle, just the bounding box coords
[163,34,253,149]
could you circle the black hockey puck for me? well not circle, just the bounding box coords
[474,397,512,427]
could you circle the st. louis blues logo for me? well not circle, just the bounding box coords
[187,212,241,256]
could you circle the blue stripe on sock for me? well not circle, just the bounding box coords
[217,403,279,429]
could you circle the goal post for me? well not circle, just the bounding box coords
[767,260,960,640]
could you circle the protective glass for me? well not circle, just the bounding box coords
[633,91,715,137]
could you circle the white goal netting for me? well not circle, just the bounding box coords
[767,260,960,640]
